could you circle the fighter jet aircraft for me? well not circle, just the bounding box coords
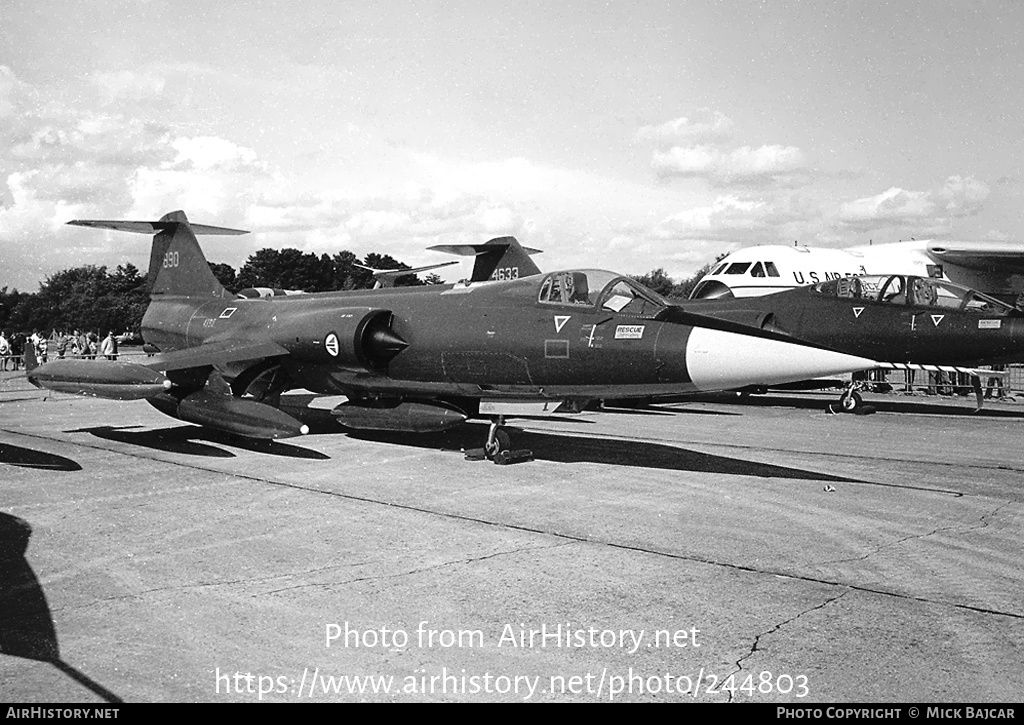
[684,273,1024,410]
[26,211,879,460]
[689,240,1024,301]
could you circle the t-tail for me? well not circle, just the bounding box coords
[428,236,542,282]
[67,210,248,298]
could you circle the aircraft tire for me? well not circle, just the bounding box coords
[838,390,863,413]
[486,428,512,462]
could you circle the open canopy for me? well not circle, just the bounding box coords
[535,270,671,316]
[812,274,1017,315]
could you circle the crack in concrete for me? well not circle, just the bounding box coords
[813,500,1013,568]
[723,590,850,703]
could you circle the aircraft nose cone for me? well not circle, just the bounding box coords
[684,327,877,390]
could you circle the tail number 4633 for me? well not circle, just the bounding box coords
[162,251,180,268]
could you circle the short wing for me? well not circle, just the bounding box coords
[140,339,290,371]
[927,241,1024,272]
[354,260,459,287]
[68,219,249,235]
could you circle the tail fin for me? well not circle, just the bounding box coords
[428,236,542,282]
[67,210,248,298]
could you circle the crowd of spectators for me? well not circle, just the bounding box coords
[0,329,123,370]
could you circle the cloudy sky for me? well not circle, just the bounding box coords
[1,0,1022,291]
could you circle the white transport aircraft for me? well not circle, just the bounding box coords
[689,240,1024,301]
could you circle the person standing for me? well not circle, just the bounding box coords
[100,331,118,360]
[32,330,48,363]
[0,331,9,371]
[10,333,24,370]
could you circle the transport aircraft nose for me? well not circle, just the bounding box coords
[681,326,878,391]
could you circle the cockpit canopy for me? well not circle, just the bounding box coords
[813,274,1016,314]
[709,260,781,277]
[537,270,671,317]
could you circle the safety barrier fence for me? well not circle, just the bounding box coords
[863,367,1019,398]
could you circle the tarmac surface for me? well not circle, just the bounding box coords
[1,368,1022,703]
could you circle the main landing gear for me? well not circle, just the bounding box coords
[464,416,534,464]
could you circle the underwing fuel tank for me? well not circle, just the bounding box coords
[332,400,467,432]
[26,359,172,400]
[149,390,309,440]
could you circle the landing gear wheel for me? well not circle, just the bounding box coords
[838,390,863,413]
[485,428,512,462]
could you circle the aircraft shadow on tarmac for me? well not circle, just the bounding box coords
[598,404,741,417]
[692,392,1024,418]
[67,425,330,460]
[346,424,865,483]
[0,443,82,471]
[0,513,123,703]
[65,409,854,481]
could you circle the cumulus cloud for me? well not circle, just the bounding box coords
[836,176,990,233]
[244,154,610,258]
[639,110,810,188]
[127,136,266,220]
[11,116,172,170]
[635,110,734,145]
[653,144,808,185]
[652,194,815,241]
[170,136,260,171]
[92,70,166,104]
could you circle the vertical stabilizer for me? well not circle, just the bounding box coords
[428,236,543,282]
[67,210,248,298]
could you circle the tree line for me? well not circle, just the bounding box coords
[629,262,716,300]
[0,248,433,335]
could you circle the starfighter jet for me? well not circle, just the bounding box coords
[684,273,1024,410]
[26,211,879,459]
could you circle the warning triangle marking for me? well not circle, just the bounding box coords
[554,315,571,333]
[931,315,944,327]
[853,307,864,318]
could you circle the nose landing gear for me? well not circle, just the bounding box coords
[465,416,534,464]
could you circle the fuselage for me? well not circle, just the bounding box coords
[690,241,1024,301]
[142,270,878,402]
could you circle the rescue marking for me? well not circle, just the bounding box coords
[931,314,945,327]
[554,315,571,333]
[325,332,340,357]
[615,324,645,340]
[852,307,864,318]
